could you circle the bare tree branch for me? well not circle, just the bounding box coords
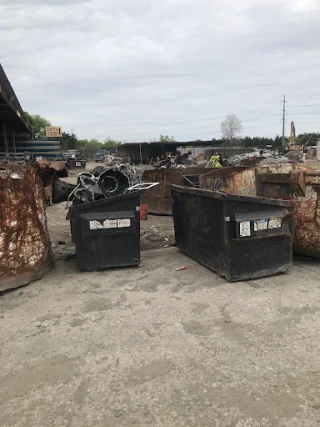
[220,114,243,145]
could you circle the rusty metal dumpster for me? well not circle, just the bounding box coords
[170,185,293,281]
[0,163,54,291]
[141,167,207,215]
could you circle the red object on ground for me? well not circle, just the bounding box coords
[140,204,148,221]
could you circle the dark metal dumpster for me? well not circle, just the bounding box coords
[68,190,142,271]
[170,185,293,281]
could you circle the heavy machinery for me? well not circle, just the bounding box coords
[289,121,304,151]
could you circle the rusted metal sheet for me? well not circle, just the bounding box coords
[141,167,207,214]
[200,166,256,197]
[256,163,320,259]
[0,163,54,291]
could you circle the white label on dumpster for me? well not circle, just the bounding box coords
[117,219,131,228]
[239,221,251,237]
[89,220,103,229]
[76,162,81,167]
[268,217,282,229]
[254,218,268,231]
[103,219,118,229]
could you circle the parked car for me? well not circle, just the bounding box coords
[94,149,107,162]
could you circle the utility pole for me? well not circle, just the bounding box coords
[71,127,74,149]
[281,95,286,148]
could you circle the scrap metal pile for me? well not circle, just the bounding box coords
[53,164,142,206]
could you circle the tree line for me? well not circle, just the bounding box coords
[24,112,319,151]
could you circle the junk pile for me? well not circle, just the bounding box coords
[63,165,158,272]
[53,164,142,206]
[229,150,274,166]
[36,159,69,203]
[0,163,54,291]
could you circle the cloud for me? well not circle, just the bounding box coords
[1,0,320,141]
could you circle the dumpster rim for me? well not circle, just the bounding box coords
[68,189,144,213]
[168,184,294,207]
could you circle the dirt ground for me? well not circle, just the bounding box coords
[1,164,320,426]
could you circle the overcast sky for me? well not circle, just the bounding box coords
[1,0,320,141]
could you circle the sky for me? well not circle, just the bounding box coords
[1,0,320,142]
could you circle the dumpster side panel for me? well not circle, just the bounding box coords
[0,164,54,291]
[171,189,227,277]
[141,167,206,215]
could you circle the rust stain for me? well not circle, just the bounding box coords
[257,164,320,258]
[200,167,256,197]
[141,167,207,215]
[0,163,54,291]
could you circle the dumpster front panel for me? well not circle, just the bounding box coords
[224,205,293,281]
[70,192,141,271]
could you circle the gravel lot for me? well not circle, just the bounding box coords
[1,162,320,426]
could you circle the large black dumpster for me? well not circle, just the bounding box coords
[68,191,142,271]
[170,185,293,281]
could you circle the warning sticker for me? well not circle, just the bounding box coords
[103,219,118,229]
[254,218,268,231]
[239,221,251,237]
[268,217,282,229]
[89,219,131,229]
[117,219,131,228]
[89,220,104,230]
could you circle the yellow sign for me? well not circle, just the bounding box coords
[46,126,62,138]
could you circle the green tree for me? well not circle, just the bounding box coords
[159,135,176,143]
[77,139,89,149]
[60,132,78,150]
[85,138,102,151]
[24,112,51,138]
[296,132,320,147]
[103,137,121,148]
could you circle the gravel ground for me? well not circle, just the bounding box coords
[1,163,320,426]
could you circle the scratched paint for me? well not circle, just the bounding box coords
[0,163,54,291]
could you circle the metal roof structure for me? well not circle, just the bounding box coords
[0,64,32,157]
[0,64,31,134]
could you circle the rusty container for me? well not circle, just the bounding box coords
[200,166,256,196]
[200,163,320,259]
[141,167,207,215]
[256,163,320,259]
[0,164,54,291]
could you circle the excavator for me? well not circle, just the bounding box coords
[289,121,304,151]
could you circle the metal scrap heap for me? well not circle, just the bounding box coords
[53,164,142,206]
